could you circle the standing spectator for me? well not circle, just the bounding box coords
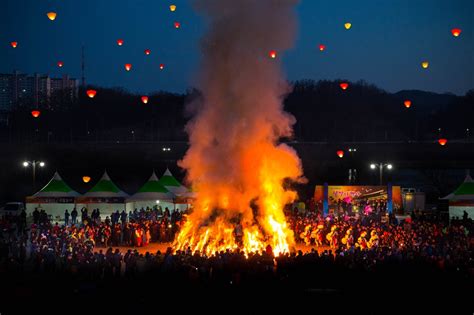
[64,210,70,226]
[71,208,78,225]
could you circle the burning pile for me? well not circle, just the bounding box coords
[173,0,303,256]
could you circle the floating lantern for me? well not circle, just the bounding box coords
[319,44,326,51]
[174,22,181,29]
[141,96,149,104]
[11,41,18,48]
[144,49,151,55]
[451,28,461,37]
[340,82,349,90]
[169,4,176,12]
[57,61,64,68]
[47,12,57,21]
[344,22,352,30]
[82,176,91,183]
[421,61,429,69]
[117,39,124,46]
[159,63,165,70]
[86,89,97,98]
[31,110,41,118]
[125,63,132,71]
[269,50,277,59]
[438,138,447,146]
[337,150,344,158]
[404,100,412,108]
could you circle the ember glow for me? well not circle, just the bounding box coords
[173,0,303,257]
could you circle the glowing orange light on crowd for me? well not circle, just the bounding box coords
[31,110,41,118]
[319,44,326,51]
[174,22,181,29]
[170,4,176,12]
[141,96,149,104]
[404,100,412,108]
[125,63,132,71]
[57,61,64,68]
[337,150,344,158]
[421,61,429,69]
[269,50,277,59]
[340,82,349,90]
[438,138,447,146]
[47,12,57,21]
[451,28,461,37]
[159,63,165,70]
[117,39,124,46]
[86,89,97,98]
[144,49,151,55]
[11,41,18,48]
[82,176,91,183]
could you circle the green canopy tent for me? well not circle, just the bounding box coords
[26,171,81,220]
[159,168,193,211]
[126,171,174,212]
[77,171,128,216]
[442,173,474,220]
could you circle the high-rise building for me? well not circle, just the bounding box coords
[0,71,78,111]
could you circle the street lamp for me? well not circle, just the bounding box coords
[370,162,392,185]
[23,160,45,191]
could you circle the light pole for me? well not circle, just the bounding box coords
[23,160,45,191]
[370,162,392,185]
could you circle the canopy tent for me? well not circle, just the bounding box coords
[126,171,174,212]
[159,168,192,211]
[26,171,81,219]
[442,173,474,220]
[77,171,128,216]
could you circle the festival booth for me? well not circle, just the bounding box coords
[25,172,81,219]
[159,168,193,211]
[442,173,474,220]
[126,171,175,212]
[76,171,128,217]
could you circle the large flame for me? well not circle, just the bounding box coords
[174,0,303,256]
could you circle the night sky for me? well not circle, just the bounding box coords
[1,0,473,95]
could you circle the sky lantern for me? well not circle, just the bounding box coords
[144,49,151,55]
[319,44,326,51]
[451,28,461,37]
[336,150,344,158]
[438,138,447,146]
[340,82,349,90]
[141,96,149,104]
[170,4,176,12]
[117,39,124,46]
[421,61,429,69]
[10,41,18,48]
[46,12,57,21]
[31,110,41,118]
[82,176,91,183]
[269,50,277,59]
[159,63,165,70]
[344,22,352,30]
[404,100,412,108]
[57,61,64,68]
[174,22,181,29]
[125,63,132,71]
[86,89,97,98]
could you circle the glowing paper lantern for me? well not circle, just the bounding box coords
[340,82,349,90]
[86,89,97,98]
[31,110,41,118]
[174,22,181,29]
[144,49,151,55]
[438,138,447,146]
[82,176,91,183]
[344,22,352,30]
[421,61,429,69]
[404,100,412,108]
[141,96,149,104]
[159,63,165,70]
[451,28,461,37]
[269,50,277,59]
[125,63,132,71]
[319,44,326,51]
[117,39,124,46]
[47,12,57,21]
[337,150,344,158]
[57,61,64,68]
[10,41,18,48]
[169,4,176,12]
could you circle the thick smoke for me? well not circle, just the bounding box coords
[176,0,303,252]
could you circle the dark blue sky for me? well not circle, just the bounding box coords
[2,0,473,95]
